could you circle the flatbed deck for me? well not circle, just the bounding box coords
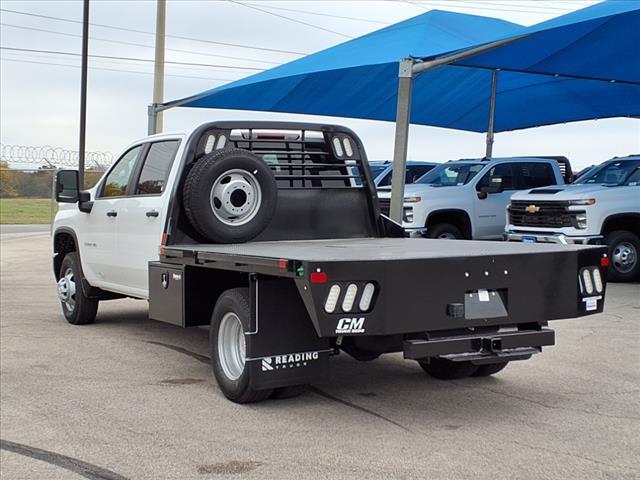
[165,237,595,263]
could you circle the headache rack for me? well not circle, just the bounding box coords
[194,123,371,190]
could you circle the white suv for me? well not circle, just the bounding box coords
[377,157,566,240]
[506,155,640,281]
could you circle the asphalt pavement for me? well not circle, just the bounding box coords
[1,231,638,480]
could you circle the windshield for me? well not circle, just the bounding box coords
[416,163,484,186]
[574,159,640,185]
[369,165,388,179]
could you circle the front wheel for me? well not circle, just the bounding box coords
[210,288,273,403]
[426,223,463,240]
[605,230,640,282]
[57,252,98,325]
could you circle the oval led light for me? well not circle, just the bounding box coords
[359,283,376,311]
[216,135,227,149]
[342,284,358,312]
[592,267,603,293]
[343,137,353,157]
[324,284,341,313]
[582,269,594,295]
[332,137,344,157]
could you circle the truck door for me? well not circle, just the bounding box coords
[473,163,516,239]
[80,145,144,288]
[115,140,181,297]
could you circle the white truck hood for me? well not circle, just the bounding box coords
[377,183,456,199]
[510,184,611,201]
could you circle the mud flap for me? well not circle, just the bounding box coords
[246,276,331,390]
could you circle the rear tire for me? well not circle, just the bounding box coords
[472,362,509,377]
[183,149,277,243]
[57,252,98,325]
[270,385,308,400]
[418,358,478,379]
[605,230,640,282]
[426,223,463,240]
[210,288,273,403]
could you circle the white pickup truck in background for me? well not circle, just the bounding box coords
[506,155,640,281]
[376,157,570,240]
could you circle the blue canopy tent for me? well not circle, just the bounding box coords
[154,0,640,221]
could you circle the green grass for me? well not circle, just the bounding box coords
[0,198,55,224]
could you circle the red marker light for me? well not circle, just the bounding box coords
[310,271,327,284]
[278,259,288,270]
[601,256,609,268]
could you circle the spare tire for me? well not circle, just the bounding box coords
[183,148,277,243]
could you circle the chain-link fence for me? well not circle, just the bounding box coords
[0,144,114,224]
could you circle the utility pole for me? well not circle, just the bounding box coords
[78,0,89,189]
[152,0,166,134]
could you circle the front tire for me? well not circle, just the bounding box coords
[57,252,98,325]
[605,230,640,282]
[426,223,463,240]
[418,358,478,379]
[210,288,273,403]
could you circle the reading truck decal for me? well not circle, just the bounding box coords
[261,351,319,371]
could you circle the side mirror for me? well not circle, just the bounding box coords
[55,170,80,203]
[478,176,505,195]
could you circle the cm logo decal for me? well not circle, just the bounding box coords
[336,317,365,334]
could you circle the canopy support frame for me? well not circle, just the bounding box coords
[389,33,529,223]
[485,69,499,158]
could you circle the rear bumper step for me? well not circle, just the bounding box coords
[403,328,555,362]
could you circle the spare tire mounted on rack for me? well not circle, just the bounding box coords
[183,148,277,243]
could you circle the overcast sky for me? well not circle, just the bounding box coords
[1,0,638,169]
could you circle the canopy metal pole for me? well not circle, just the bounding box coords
[485,69,498,158]
[389,58,415,223]
[77,0,89,190]
[151,0,166,134]
[147,104,158,136]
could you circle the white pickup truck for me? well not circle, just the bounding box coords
[376,157,570,239]
[50,122,606,403]
[506,155,640,281]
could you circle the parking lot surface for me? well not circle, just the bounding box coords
[1,232,639,480]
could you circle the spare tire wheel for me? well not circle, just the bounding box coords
[183,148,277,243]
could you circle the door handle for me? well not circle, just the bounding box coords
[106,210,118,217]
[146,210,159,218]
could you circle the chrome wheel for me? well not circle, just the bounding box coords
[612,241,637,274]
[210,169,262,227]
[437,232,457,239]
[57,267,76,312]
[217,312,246,381]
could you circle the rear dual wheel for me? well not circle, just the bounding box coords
[418,358,508,379]
[210,288,306,403]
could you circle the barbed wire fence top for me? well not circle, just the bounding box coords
[1,143,114,170]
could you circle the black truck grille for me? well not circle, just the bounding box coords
[509,200,581,228]
[378,198,391,216]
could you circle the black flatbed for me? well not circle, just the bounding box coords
[165,237,594,263]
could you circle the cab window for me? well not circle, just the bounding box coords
[515,162,555,189]
[477,163,515,190]
[135,140,180,195]
[100,146,143,198]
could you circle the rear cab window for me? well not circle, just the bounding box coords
[515,162,556,189]
[135,140,181,195]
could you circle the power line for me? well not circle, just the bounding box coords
[240,4,390,25]
[228,0,354,39]
[0,22,281,65]
[0,46,265,71]
[0,8,308,56]
[0,57,234,81]
[402,0,571,15]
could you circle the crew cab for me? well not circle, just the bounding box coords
[376,157,570,239]
[52,122,606,403]
[506,155,640,281]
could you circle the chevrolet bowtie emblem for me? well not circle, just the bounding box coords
[525,205,541,213]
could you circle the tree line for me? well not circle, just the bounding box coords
[0,162,104,198]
